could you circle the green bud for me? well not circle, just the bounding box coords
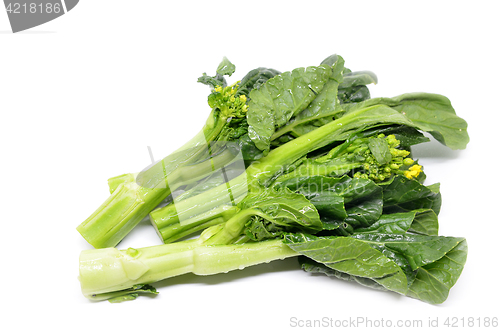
[403,158,414,166]
[386,135,399,147]
[384,166,391,173]
[351,138,366,146]
[378,174,385,181]
[346,145,357,153]
[354,146,368,154]
[394,157,403,164]
[390,163,400,170]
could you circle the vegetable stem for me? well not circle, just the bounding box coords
[79,239,299,300]
[77,119,237,248]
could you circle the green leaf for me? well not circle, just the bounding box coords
[198,57,236,89]
[235,134,265,167]
[290,58,345,125]
[407,239,467,304]
[294,232,467,303]
[343,93,469,150]
[247,65,332,151]
[299,256,387,291]
[284,233,408,294]
[353,211,417,234]
[339,70,377,88]
[216,57,236,76]
[274,175,383,230]
[390,93,468,150]
[385,125,431,147]
[338,85,371,104]
[91,284,158,303]
[382,176,442,215]
[368,137,392,165]
[241,188,323,241]
[197,73,227,89]
[273,58,346,138]
[236,67,281,98]
[410,209,439,236]
[351,233,464,270]
[320,54,339,66]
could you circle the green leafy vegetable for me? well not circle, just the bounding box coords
[77,54,469,305]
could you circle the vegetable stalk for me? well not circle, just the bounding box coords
[79,239,298,301]
[77,112,244,248]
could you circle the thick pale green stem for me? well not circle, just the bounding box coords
[108,173,137,194]
[149,174,248,234]
[154,205,238,243]
[77,115,235,248]
[79,239,299,300]
[77,181,168,249]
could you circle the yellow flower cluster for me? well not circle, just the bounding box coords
[208,82,249,118]
[404,164,423,179]
[211,84,248,118]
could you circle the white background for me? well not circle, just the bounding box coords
[1,1,499,330]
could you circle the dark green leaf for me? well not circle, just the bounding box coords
[284,233,408,294]
[272,58,345,139]
[351,233,464,270]
[236,67,281,98]
[247,65,332,151]
[241,188,323,240]
[235,134,265,167]
[410,209,439,236]
[386,125,431,147]
[382,175,441,215]
[299,256,387,291]
[245,215,286,241]
[338,85,371,104]
[407,239,467,304]
[274,175,383,230]
[353,211,417,234]
[293,233,467,304]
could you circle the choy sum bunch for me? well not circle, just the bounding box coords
[77,54,469,305]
